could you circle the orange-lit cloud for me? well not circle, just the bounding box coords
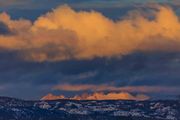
[0,5,180,62]
[53,84,180,94]
[41,92,149,101]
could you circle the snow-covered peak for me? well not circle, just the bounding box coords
[41,93,65,100]
[41,92,149,101]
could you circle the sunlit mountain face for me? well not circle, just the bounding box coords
[0,0,180,101]
[41,92,150,101]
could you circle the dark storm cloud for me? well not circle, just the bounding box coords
[0,0,177,9]
[0,22,11,35]
[0,0,134,21]
[1,0,179,21]
[0,51,180,99]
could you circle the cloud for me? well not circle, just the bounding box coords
[0,21,11,35]
[53,84,103,91]
[0,5,180,62]
[0,0,28,8]
[41,92,149,101]
[0,0,175,9]
[53,84,180,94]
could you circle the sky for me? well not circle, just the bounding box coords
[0,0,180,100]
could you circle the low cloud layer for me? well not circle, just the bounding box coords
[53,84,180,94]
[0,5,180,62]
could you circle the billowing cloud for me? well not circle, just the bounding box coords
[41,92,149,101]
[0,5,180,62]
[53,84,180,94]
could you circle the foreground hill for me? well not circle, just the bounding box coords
[0,96,179,120]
